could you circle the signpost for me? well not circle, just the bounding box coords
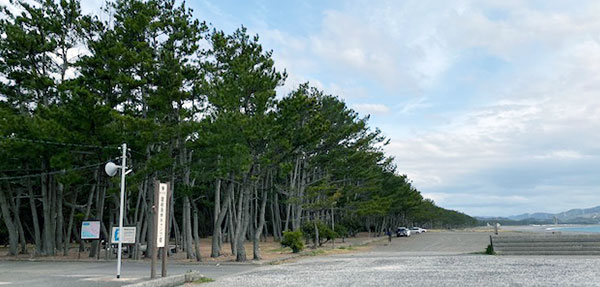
[81,220,101,240]
[151,181,171,278]
[111,226,137,244]
[156,183,168,248]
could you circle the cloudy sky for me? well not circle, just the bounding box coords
[77,0,600,217]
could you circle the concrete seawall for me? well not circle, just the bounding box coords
[491,234,600,255]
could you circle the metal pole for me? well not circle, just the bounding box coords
[117,143,127,278]
[161,182,171,277]
[151,181,158,279]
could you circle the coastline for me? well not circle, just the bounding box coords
[495,224,600,234]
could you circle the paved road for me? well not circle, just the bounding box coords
[0,260,257,287]
[205,231,600,287]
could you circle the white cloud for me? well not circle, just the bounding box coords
[259,0,600,216]
[535,150,584,160]
[352,104,390,115]
[67,0,600,217]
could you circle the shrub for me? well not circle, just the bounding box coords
[485,244,495,255]
[301,221,338,246]
[334,225,348,239]
[281,230,304,253]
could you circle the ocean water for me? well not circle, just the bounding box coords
[554,225,600,233]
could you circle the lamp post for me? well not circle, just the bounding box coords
[105,143,128,279]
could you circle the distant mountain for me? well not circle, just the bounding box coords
[507,206,600,223]
[508,212,555,221]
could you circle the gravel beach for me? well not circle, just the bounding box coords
[204,230,600,287]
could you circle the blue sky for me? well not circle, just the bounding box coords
[74,0,600,216]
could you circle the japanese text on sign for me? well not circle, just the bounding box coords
[156,183,168,247]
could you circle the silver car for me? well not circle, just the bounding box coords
[397,227,411,237]
[410,227,424,234]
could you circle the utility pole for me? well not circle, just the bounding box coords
[116,143,127,278]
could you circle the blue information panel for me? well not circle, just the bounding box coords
[81,221,101,240]
[111,226,137,244]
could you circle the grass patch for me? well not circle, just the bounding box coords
[337,245,355,250]
[192,277,215,284]
[268,247,292,252]
[468,244,495,255]
[306,250,325,256]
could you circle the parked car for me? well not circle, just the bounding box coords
[397,227,411,237]
[410,227,424,234]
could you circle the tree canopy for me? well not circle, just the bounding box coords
[0,0,476,259]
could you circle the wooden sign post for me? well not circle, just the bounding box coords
[151,181,171,278]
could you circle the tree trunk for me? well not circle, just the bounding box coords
[17,213,27,254]
[293,163,306,230]
[273,192,282,239]
[211,178,221,257]
[27,177,42,255]
[269,193,277,241]
[56,183,64,252]
[134,201,146,260]
[183,196,194,259]
[89,183,106,258]
[64,189,78,256]
[235,184,251,262]
[313,220,320,248]
[0,186,18,256]
[192,205,202,262]
[171,207,181,252]
[80,182,96,252]
[7,185,28,255]
[211,180,233,257]
[253,188,268,260]
[145,179,155,258]
[284,202,291,231]
[227,199,236,256]
[42,169,55,255]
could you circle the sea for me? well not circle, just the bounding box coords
[551,225,600,233]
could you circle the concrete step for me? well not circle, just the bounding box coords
[493,242,600,248]
[494,246,600,252]
[497,250,600,256]
[492,235,600,243]
[494,242,600,248]
[491,234,600,255]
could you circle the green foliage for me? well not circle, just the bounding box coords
[306,250,325,256]
[411,199,478,228]
[192,277,215,284]
[0,0,478,258]
[301,221,338,246]
[486,244,495,255]
[334,224,349,238]
[281,230,304,253]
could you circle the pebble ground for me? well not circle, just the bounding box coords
[206,232,600,286]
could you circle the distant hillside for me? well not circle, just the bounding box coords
[508,206,600,223]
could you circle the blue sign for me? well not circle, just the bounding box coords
[111,226,136,244]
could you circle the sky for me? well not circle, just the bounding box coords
[37,0,600,217]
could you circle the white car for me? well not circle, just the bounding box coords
[397,227,411,237]
[410,227,425,234]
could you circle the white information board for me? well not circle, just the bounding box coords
[81,221,101,240]
[156,183,168,247]
[111,226,137,244]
